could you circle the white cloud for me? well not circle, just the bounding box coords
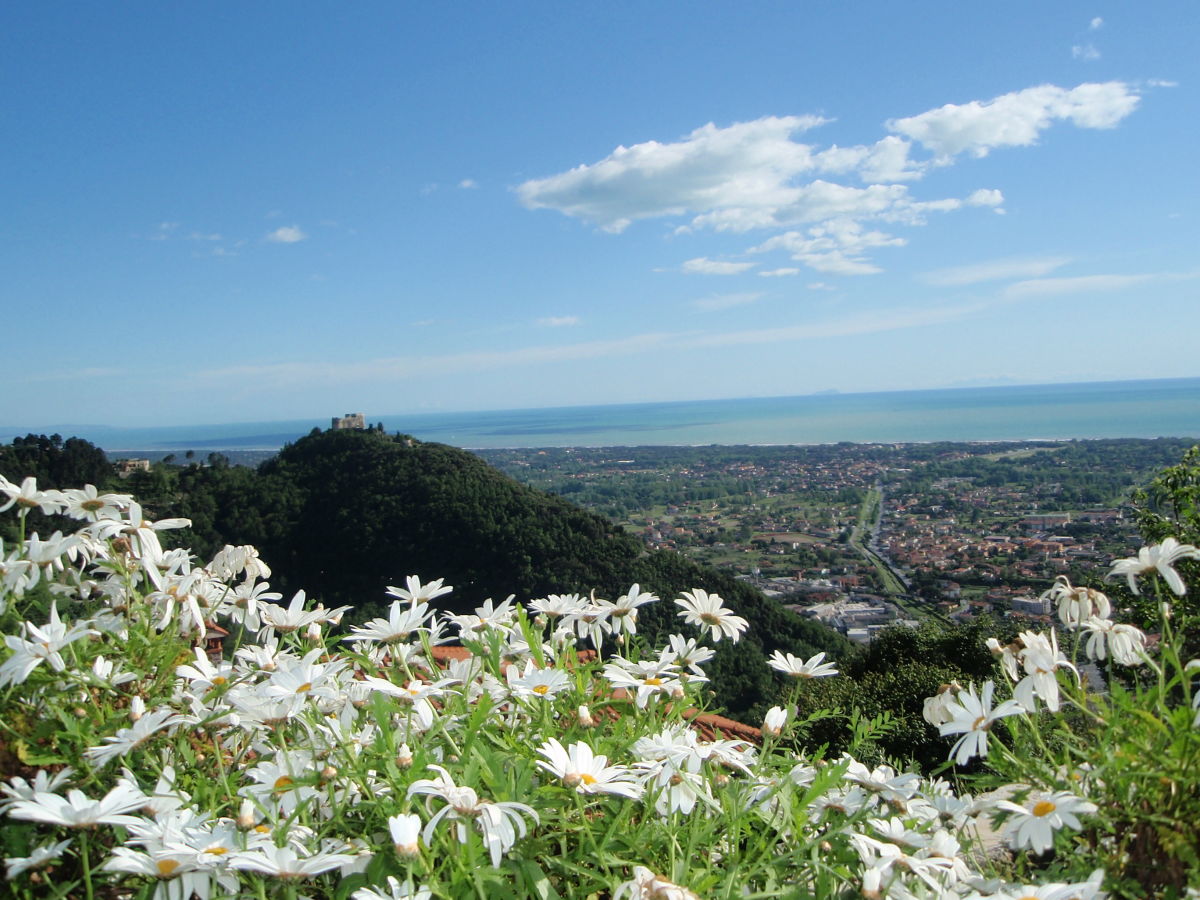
[888,82,1139,160]
[759,268,801,277]
[189,231,223,241]
[517,116,831,233]
[1002,273,1154,298]
[681,257,757,275]
[1072,44,1101,61]
[751,220,906,275]
[536,316,580,327]
[922,256,1072,287]
[266,225,307,244]
[1089,16,1103,30]
[459,179,478,189]
[516,83,1141,276]
[807,282,836,291]
[965,188,1004,208]
[692,292,762,311]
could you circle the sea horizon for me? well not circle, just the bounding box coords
[3,376,1198,453]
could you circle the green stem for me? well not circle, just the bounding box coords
[78,829,95,900]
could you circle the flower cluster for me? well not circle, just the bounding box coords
[1,471,1197,898]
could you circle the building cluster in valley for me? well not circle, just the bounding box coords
[481,441,1180,643]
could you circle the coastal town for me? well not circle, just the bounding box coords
[479,439,1194,642]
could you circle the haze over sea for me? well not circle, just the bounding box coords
[8,378,1197,454]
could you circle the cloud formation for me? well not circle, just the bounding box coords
[922,256,1072,287]
[266,225,307,244]
[516,82,1141,276]
[1002,273,1154,299]
[887,82,1138,161]
[692,292,762,311]
[681,257,757,275]
[537,315,580,327]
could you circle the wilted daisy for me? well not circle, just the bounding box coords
[407,766,538,867]
[674,589,747,643]
[1012,630,1077,713]
[1083,617,1147,666]
[922,681,965,727]
[1041,575,1111,629]
[614,866,700,900]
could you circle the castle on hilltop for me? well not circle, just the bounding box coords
[331,412,366,430]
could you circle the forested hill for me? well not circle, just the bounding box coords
[8,428,846,718]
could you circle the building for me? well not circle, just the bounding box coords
[114,458,151,478]
[332,412,366,430]
[1011,594,1052,616]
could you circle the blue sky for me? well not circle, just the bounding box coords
[3,3,1196,428]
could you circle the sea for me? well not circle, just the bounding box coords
[6,377,1199,454]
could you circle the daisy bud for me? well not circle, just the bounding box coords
[74,707,87,718]
[713,772,730,787]
[388,813,421,858]
[129,696,146,722]
[237,799,257,829]
[395,743,413,768]
[763,705,788,737]
[578,705,596,728]
[321,765,338,781]
[305,622,322,642]
[1162,602,1173,619]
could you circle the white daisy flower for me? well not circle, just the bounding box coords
[674,589,748,643]
[993,791,1098,855]
[536,738,644,799]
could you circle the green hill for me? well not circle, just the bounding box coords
[122,428,848,719]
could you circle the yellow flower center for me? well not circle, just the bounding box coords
[295,682,312,694]
[1033,800,1057,817]
[532,684,550,695]
[156,859,181,877]
[274,775,294,792]
[204,847,228,856]
[699,612,721,625]
[645,677,663,686]
[212,676,227,686]
[580,773,598,785]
